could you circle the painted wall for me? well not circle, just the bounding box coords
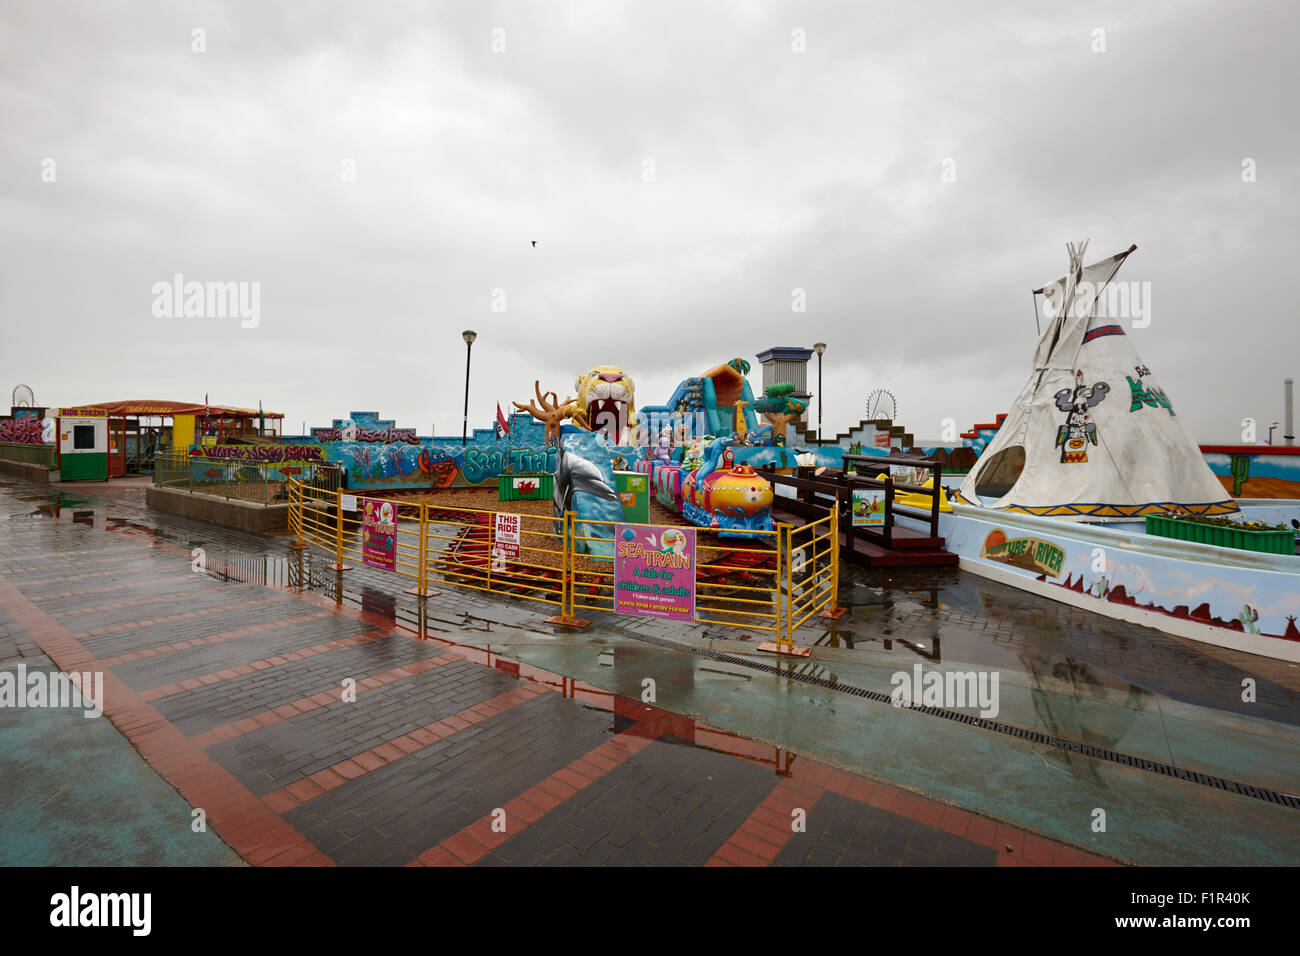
[1202,448,1300,499]
[938,507,1300,660]
[0,418,46,444]
[300,411,592,490]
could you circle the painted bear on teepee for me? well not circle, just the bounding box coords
[957,241,1238,520]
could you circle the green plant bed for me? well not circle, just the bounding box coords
[1145,514,1295,555]
[497,472,553,501]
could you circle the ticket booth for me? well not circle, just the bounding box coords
[56,409,110,481]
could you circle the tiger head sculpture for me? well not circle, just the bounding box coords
[568,365,637,445]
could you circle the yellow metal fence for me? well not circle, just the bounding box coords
[289,479,840,650]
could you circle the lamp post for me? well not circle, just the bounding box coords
[1268,420,1280,445]
[461,330,477,445]
[813,342,826,444]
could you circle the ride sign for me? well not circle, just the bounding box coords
[494,512,521,561]
[613,523,696,622]
[362,499,397,571]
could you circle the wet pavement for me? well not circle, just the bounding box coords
[1,475,1297,866]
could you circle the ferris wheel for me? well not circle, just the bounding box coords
[865,388,896,421]
[11,384,35,408]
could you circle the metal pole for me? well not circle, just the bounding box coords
[817,352,823,444]
[1286,378,1295,447]
[462,339,473,445]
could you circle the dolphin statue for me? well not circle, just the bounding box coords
[553,444,619,521]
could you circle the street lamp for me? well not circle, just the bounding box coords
[813,342,826,444]
[1268,420,1280,445]
[461,330,477,445]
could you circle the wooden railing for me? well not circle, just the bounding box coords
[760,453,944,553]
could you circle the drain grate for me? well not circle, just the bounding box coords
[622,631,1300,811]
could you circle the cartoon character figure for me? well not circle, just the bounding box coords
[659,528,687,555]
[652,426,674,464]
[1054,371,1110,464]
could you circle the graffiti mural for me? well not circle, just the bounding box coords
[328,440,562,490]
[195,444,324,462]
[0,418,47,444]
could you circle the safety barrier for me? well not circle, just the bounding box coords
[564,519,784,637]
[0,441,56,468]
[157,452,341,505]
[288,478,841,650]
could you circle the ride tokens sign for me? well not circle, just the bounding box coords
[614,524,696,622]
[362,499,397,571]
[494,512,521,561]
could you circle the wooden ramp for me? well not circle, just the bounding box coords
[771,505,958,569]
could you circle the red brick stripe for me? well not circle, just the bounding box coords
[188,653,457,747]
[0,569,332,867]
[708,777,823,866]
[96,610,335,667]
[52,586,253,618]
[73,595,290,638]
[19,578,195,603]
[262,683,551,813]
[16,563,177,586]
[140,625,404,701]
[410,731,662,867]
[706,755,1119,867]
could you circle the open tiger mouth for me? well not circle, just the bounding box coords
[587,398,628,437]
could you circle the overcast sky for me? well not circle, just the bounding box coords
[2,0,1296,444]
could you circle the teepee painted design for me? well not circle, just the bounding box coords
[955,242,1238,520]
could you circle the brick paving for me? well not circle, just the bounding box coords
[0,478,1119,867]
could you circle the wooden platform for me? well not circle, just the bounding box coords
[771,506,959,568]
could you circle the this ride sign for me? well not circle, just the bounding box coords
[613,524,696,622]
[494,512,521,561]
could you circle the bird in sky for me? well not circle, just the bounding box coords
[531,240,537,247]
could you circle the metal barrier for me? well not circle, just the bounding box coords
[0,441,56,468]
[155,452,340,505]
[784,508,842,636]
[288,478,840,650]
[565,519,784,638]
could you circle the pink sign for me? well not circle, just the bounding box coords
[362,499,397,571]
[613,523,696,622]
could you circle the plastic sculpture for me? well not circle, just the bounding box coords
[567,366,637,444]
[553,431,623,557]
[514,381,576,444]
[678,435,774,538]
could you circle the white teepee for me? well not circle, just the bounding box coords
[956,242,1238,520]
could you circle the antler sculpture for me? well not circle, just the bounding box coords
[513,380,576,444]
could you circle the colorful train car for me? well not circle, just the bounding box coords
[650,436,775,539]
